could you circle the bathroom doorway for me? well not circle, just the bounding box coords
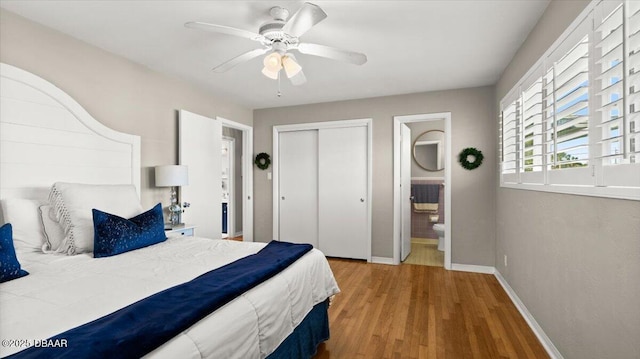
[393,113,451,269]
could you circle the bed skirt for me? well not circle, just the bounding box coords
[267,298,330,359]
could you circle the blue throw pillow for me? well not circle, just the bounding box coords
[0,223,29,283]
[93,203,167,258]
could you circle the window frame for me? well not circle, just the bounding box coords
[499,0,640,201]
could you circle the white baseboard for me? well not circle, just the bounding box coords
[494,270,564,359]
[451,263,496,274]
[371,256,395,265]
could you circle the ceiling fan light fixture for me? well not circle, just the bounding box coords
[282,55,302,78]
[262,66,280,80]
[263,52,282,72]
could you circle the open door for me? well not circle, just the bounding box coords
[401,124,412,261]
[179,110,222,238]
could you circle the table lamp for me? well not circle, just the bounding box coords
[155,165,189,226]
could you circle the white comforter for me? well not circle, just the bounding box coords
[0,238,340,358]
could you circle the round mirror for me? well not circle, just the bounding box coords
[413,130,445,171]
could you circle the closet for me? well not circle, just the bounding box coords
[275,120,370,260]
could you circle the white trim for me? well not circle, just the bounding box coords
[411,177,445,181]
[222,136,235,239]
[272,118,373,262]
[494,270,564,359]
[217,116,254,242]
[501,182,640,201]
[451,264,496,274]
[274,118,372,132]
[393,112,452,269]
[371,256,395,265]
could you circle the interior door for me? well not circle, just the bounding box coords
[401,124,412,261]
[318,126,368,259]
[179,110,222,238]
[278,130,318,247]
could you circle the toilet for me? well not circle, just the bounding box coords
[432,223,445,251]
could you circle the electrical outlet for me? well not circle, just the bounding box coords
[504,255,508,267]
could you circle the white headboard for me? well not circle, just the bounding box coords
[0,63,141,201]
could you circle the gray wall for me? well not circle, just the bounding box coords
[496,1,640,358]
[254,86,496,264]
[0,9,253,211]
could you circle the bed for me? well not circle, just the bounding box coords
[0,63,339,358]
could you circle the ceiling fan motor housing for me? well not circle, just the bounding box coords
[259,7,298,47]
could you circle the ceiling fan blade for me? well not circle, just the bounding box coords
[282,2,327,38]
[297,43,367,65]
[185,22,265,42]
[212,48,270,73]
[289,69,307,86]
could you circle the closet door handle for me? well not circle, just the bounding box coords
[360,198,365,202]
[282,196,285,200]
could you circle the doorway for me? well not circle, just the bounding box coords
[178,110,253,241]
[219,117,253,242]
[393,113,452,269]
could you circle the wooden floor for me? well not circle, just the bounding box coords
[314,259,549,359]
[403,238,444,267]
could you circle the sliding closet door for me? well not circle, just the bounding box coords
[179,110,222,238]
[318,126,368,259]
[278,130,318,247]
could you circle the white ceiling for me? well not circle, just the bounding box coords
[0,0,550,109]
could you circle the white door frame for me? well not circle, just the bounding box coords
[217,117,253,242]
[393,113,452,269]
[222,136,235,239]
[273,118,373,262]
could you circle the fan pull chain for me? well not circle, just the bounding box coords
[277,72,282,97]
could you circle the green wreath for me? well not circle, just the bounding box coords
[458,147,484,170]
[254,152,271,170]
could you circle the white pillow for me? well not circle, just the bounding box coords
[39,205,65,252]
[0,198,46,252]
[49,183,143,255]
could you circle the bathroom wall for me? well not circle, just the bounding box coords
[411,180,444,239]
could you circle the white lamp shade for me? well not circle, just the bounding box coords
[282,55,302,78]
[155,165,189,187]
[263,52,282,72]
[262,67,280,80]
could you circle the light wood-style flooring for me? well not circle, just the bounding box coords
[314,259,549,359]
[403,238,444,267]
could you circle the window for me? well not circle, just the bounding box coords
[500,0,640,200]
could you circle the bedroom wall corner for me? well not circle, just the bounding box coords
[0,8,253,213]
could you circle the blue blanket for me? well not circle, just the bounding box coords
[9,240,313,359]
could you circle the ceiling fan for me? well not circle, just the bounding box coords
[185,2,367,86]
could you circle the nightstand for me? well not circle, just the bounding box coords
[165,224,196,238]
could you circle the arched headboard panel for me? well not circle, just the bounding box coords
[0,63,141,201]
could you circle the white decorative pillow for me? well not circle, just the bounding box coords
[39,205,65,253]
[48,183,143,255]
[0,198,46,252]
